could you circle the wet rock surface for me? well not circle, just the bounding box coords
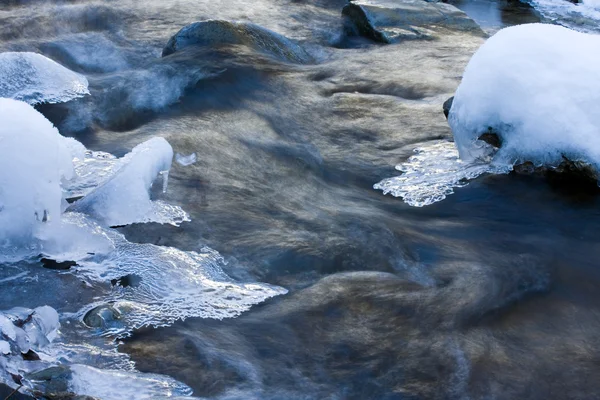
[162,20,313,63]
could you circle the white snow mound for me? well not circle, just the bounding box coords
[449,23,600,172]
[0,52,89,104]
[0,99,75,247]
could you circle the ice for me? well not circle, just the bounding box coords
[70,137,190,227]
[175,152,197,167]
[525,0,600,33]
[374,141,509,206]
[0,52,89,104]
[0,341,9,355]
[64,150,120,200]
[449,24,600,173]
[0,101,287,398]
[0,99,75,259]
[71,216,287,334]
[68,364,193,399]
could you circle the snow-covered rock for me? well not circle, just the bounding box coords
[449,24,600,175]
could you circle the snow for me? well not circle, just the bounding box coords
[449,23,600,173]
[70,137,189,226]
[0,99,75,251]
[0,52,89,104]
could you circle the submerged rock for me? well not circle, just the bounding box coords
[82,305,122,329]
[162,20,312,63]
[342,0,484,43]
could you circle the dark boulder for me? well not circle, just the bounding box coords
[162,20,312,63]
[342,0,484,44]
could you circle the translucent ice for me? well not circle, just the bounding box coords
[0,52,89,104]
[374,141,509,206]
[175,152,197,167]
[70,137,190,226]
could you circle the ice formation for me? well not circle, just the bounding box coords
[526,0,600,33]
[374,141,509,207]
[0,100,287,398]
[0,52,89,104]
[0,99,75,256]
[377,24,600,207]
[175,152,198,167]
[449,24,600,170]
[70,137,189,226]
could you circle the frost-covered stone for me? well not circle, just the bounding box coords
[0,52,89,104]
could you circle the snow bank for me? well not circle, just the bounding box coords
[449,23,600,173]
[70,137,189,226]
[0,99,74,250]
[0,52,89,104]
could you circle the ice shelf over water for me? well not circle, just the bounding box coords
[374,141,509,207]
[0,52,89,104]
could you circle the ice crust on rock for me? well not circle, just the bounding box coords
[526,0,600,33]
[73,221,287,335]
[0,52,89,104]
[449,24,600,171]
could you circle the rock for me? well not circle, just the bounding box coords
[162,20,312,63]
[443,96,453,119]
[342,0,484,44]
[82,304,121,328]
[41,258,77,270]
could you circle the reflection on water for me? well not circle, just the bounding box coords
[450,0,542,32]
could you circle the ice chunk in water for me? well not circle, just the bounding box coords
[175,152,197,167]
[374,141,509,207]
[0,52,89,104]
[70,137,190,226]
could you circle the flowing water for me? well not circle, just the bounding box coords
[1,0,600,399]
